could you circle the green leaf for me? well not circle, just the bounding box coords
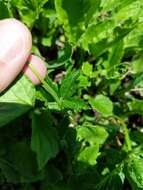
[77,125,108,145]
[133,74,143,88]
[40,164,63,189]
[55,0,101,44]
[95,171,125,190]
[57,44,72,63]
[0,75,35,105]
[131,131,143,144]
[1,0,143,188]
[109,80,121,95]
[47,44,72,69]
[0,103,30,128]
[108,40,124,68]
[62,98,88,112]
[76,125,108,166]
[77,145,99,165]
[82,62,93,77]
[101,0,118,11]
[89,94,113,117]
[125,153,143,189]
[0,141,44,183]
[0,1,10,19]
[60,69,79,99]
[80,19,115,50]
[128,99,143,114]
[132,56,143,74]
[0,158,20,183]
[11,0,49,27]
[101,0,137,11]
[0,75,35,127]
[115,1,142,23]
[78,75,91,88]
[31,111,59,170]
[89,26,133,57]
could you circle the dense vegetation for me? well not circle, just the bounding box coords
[0,0,143,189]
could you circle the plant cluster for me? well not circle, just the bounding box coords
[0,0,143,189]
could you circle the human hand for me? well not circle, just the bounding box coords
[0,18,47,93]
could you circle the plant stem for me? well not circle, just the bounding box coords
[116,116,132,152]
[124,125,132,151]
[28,64,62,108]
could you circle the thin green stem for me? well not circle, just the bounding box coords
[124,125,132,151]
[114,116,132,152]
[28,64,62,108]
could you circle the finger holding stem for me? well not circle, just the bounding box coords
[23,55,62,109]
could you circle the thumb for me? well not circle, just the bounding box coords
[0,18,32,93]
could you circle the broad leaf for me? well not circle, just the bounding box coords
[55,0,101,44]
[60,70,79,99]
[76,125,108,166]
[0,75,35,127]
[82,62,93,77]
[108,40,124,68]
[11,0,49,27]
[128,99,143,114]
[89,94,113,117]
[95,171,125,190]
[125,153,143,189]
[31,111,59,170]
[0,141,44,183]
[62,98,88,112]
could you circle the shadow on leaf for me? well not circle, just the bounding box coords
[0,102,31,127]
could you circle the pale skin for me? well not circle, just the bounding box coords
[0,18,47,93]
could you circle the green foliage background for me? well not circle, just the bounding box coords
[0,0,143,189]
